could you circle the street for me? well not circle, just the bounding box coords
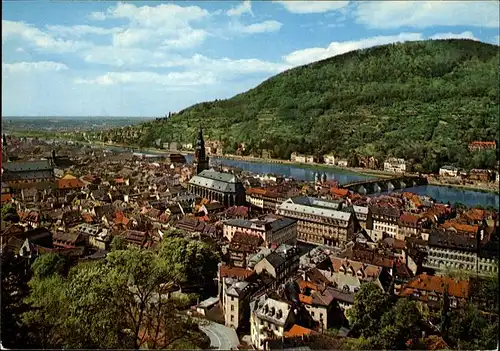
[199,321,240,350]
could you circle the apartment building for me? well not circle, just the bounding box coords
[250,294,295,349]
[400,273,469,310]
[246,188,287,212]
[223,216,297,247]
[277,197,357,247]
[423,228,498,276]
[383,158,407,173]
[367,205,401,239]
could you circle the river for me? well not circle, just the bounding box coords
[93,144,499,208]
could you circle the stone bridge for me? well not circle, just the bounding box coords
[343,175,428,195]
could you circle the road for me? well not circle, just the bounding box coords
[199,321,240,350]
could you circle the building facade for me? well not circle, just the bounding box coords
[250,294,294,349]
[277,197,357,246]
[383,158,407,173]
[423,229,498,276]
[2,159,54,185]
[439,166,459,178]
[188,169,246,206]
[367,206,401,239]
[223,217,297,247]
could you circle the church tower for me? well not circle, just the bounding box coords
[193,127,209,174]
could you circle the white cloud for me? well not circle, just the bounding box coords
[240,20,282,34]
[227,1,253,17]
[2,20,92,53]
[162,29,208,49]
[82,46,172,67]
[105,2,209,27]
[75,70,216,87]
[274,1,349,14]
[89,11,106,21]
[2,61,68,73]
[429,31,478,40]
[154,54,290,76]
[46,24,123,38]
[283,33,424,66]
[355,1,500,29]
[282,31,484,67]
[99,3,210,50]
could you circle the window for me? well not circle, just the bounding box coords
[231,305,234,311]
[311,311,315,317]
[231,296,234,301]
[230,315,234,322]
[320,313,324,320]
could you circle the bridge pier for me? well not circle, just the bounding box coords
[343,175,428,195]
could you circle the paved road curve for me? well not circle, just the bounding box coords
[199,321,240,350]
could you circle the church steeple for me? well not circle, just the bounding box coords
[194,127,209,174]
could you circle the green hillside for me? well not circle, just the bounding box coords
[96,39,499,173]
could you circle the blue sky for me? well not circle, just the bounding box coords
[2,1,499,117]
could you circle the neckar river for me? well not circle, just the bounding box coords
[97,145,499,208]
[184,154,499,208]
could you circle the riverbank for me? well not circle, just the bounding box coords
[27,138,500,195]
[427,178,499,195]
[207,154,396,179]
[83,142,382,179]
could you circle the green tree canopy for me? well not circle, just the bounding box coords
[21,244,212,349]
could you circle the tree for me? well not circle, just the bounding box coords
[375,298,424,349]
[157,237,220,291]
[346,283,391,338]
[110,235,129,251]
[21,246,211,349]
[2,203,19,222]
[31,253,66,279]
[447,302,498,350]
[1,251,32,348]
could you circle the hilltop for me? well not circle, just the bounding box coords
[95,39,499,173]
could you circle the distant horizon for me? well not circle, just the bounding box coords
[2,115,158,118]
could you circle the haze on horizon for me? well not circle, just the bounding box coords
[2,0,499,117]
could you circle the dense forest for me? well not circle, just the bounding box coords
[93,39,499,173]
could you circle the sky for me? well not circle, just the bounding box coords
[2,1,499,117]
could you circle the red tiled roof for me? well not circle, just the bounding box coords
[219,264,254,279]
[284,324,314,338]
[57,178,85,190]
[400,213,420,224]
[442,221,478,234]
[400,274,469,299]
[115,211,130,226]
[298,294,313,305]
[1,193,13,203]
[331,187,349,197]
[81,213,94,223]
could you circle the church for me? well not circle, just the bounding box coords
[188,128,246,206]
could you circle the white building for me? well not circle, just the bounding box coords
[222,278,254,330]
[277,197,357,247]
[223,217,297,247]
[383,158,407,173]
[291,152,306,163]
[324,154,335,165]
[250,295,295,349]
[336,159,348,167]
[423,229,498,277]
[439,166,459,178]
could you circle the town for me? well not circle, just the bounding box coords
[1,130,498,350]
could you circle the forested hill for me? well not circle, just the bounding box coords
[96,39,499,172]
